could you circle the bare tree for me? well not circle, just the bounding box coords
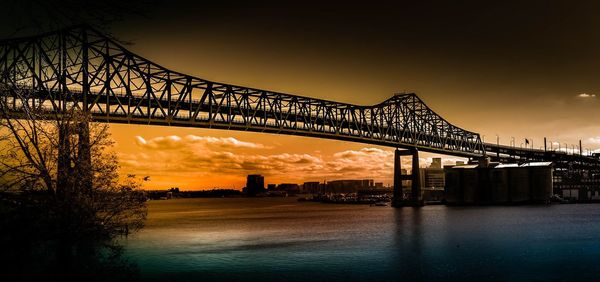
[0,89,58,193]
[0,82,147,240]
[0,2,155,279]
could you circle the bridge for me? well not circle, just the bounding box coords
[1,25,599,205]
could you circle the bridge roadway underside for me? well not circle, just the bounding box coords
[60,113,600,170]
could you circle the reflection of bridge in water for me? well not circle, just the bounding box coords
[1,25,599,206]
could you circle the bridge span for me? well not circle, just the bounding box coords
[1,25,599,206]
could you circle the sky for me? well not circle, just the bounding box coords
[2,0,600,189]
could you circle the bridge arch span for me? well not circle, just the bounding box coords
[0,25,495,158]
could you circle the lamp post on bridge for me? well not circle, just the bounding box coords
[496,134,500,159]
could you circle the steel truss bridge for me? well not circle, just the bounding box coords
[1,25,599,203]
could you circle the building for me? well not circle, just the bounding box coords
[553,169,600,201]
[361,179,374,188]
[303,181,321,193]
[445,161,553,205]
[277,183,300,194]
[246,174,265,196]
[419,158,445,189]
[267,184,277,191]
[325,179,374,194]
[424,168,445,189]
[326,180,362,193]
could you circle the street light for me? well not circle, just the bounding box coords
[511,137,515,147]
[496,134,500,158]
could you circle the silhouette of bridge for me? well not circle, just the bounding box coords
[1,25,599,205]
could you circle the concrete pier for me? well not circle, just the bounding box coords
[392,148,423,207]
[57,121,92,193]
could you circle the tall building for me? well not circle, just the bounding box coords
[424,168,445,189]
[246,174,265,196]
[419,159,445,189]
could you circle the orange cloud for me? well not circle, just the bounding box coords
[119,135,466,189]
[134,135,267,150]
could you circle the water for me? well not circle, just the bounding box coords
[123,198,600,281]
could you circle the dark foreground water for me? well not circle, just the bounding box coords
[123,198,600,281]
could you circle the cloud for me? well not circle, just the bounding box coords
[134,135,266,150]
[121,135,469,189]
[578,93,596,98]
[588,137,600,144]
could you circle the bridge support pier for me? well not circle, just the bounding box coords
[392,148,423,207]
[57,121,92,194]
[57,123,73,194]
[76,122,92,191]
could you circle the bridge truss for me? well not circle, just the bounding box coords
[0,25,484,157]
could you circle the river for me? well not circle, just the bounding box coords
[123,198,600,281]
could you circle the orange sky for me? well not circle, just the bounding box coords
[110,124,467,190]
[103,2,600,190]
[3,1,600,190]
